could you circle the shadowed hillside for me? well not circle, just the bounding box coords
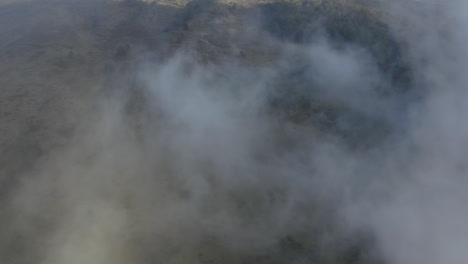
[0,1,437,264]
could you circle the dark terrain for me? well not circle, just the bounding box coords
[0,0,431,264]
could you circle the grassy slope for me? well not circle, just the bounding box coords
[0,0,409,203]
[0,1,411,263]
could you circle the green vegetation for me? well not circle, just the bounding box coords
[0,1,412,263]
[259,0,410,87]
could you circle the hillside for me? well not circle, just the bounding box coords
[0,1,418,264]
